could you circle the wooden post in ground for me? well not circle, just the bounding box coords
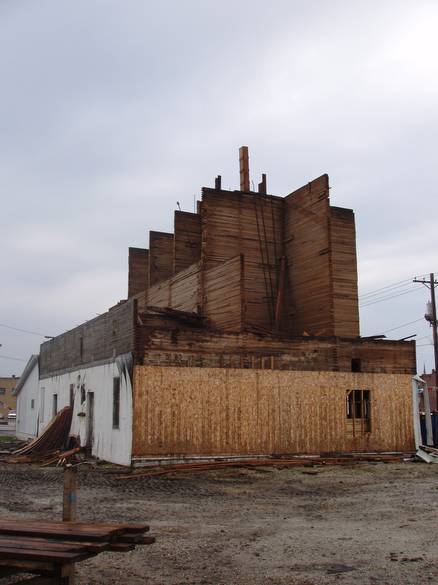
[63,465,78,584]
[63,465,77,522]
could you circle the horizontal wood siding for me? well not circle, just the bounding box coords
[201,189,283,330]
[149,231,174,286]
[284,175,333,336]
[132,367,414,456]
[146,262,200,313]
[128,247,149,298]
[174,211,201,274]
[203,255,243,331]
[40,300,136,376]
[141,329,416,374]
[330,207,360,337]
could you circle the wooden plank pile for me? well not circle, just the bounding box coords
[8,407,75,465]
[118,453,409,480]
[0,519,154,584]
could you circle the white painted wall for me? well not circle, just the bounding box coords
[16,361,40,440]
[39,360,133,466]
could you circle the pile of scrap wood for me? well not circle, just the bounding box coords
[416,445,438,463]
[118,453,408,480]
[8,406,79,465]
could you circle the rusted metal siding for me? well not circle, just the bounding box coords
[132,366,414,456]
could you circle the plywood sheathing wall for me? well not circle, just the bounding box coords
[201,188,284,331]
[174,211,202,274]
[329,206,360,337]
[132,366,414,456]
[149,231,174,287]
[128,247,149,298]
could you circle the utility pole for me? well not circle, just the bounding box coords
[414,273,438,405]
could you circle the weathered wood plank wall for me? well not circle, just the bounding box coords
[147,262,201,313]
[140,329,416,374]
[284,175,333,336]
[132,366,414,456]
[174,211,201,274]
[330,207,360,337]
[128,247,149,298]
[203,255,243,330]
[201,188,283,330]
[40,300,136,376]
[149,231,174,286]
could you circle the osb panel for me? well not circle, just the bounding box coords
[132,367,414,456]
[330,207,360,337]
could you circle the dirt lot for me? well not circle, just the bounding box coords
[0,461,437,585]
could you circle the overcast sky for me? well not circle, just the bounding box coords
[1,0,437,376]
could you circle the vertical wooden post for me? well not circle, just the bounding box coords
[63,465,77,522]
[63,465,77,585]
[239,146,250,192]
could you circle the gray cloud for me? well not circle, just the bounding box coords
[1,0,437,374]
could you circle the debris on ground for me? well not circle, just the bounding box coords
[7,406,77,465]
[118,452,412,480]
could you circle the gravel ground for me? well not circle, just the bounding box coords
[0,461,437,584]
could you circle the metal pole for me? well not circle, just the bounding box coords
[430,273,438,408]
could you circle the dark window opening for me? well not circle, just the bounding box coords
[31,399,35,409]
[346,389,370,433]
[52,394,58,418]
[69,384,74,407]
[80,384,86,404]
[351,358,361,372]
[113,377,120,429]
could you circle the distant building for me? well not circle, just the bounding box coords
[0,375,18,420]
[13,355,39,440]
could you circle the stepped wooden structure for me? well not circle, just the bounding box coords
[38,148,417,462]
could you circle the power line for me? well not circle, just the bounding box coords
[360,285,417,305]
[0,323,47,337]
[360,287,421,308]
[360,278,414,300]
[0,354,27,362]
[359,272,437,300]
[382,317,424,334]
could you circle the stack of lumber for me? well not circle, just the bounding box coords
[9,407,73,464]
[145,305,203,327]
[119,453,408,480]
[0,519,154,581]
[8,446,83,466]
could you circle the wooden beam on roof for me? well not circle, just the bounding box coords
[239,146,250,192]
